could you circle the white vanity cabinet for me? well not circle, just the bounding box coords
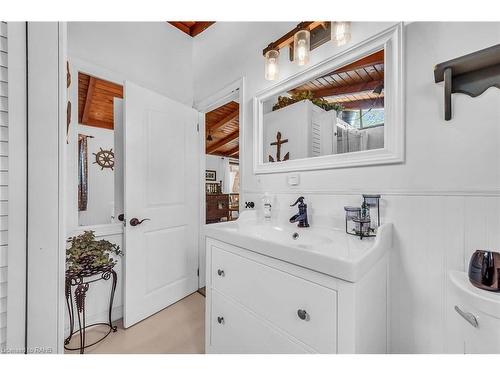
[205,237,388,354]
[446,271,500,354]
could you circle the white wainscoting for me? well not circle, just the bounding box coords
[242,191,500,354]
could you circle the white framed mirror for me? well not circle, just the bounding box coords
[253,23,404,174]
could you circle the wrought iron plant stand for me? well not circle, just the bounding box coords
[64,263,118,354]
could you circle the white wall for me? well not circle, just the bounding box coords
[193,22,500,353]
[77,125,115,226]
[206,155,228,192]
[68,22,194,106]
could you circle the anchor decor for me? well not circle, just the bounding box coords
[269,131,290,162]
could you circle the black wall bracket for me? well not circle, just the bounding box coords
[434,44,500,121]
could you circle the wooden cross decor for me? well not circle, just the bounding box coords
[269,131,290,162]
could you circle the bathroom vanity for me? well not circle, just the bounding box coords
[204,212,392,353]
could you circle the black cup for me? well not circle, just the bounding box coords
[468,250,500,292]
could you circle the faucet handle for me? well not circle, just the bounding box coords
[290,196,305,207]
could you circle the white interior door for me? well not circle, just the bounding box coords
[123,81,200,328]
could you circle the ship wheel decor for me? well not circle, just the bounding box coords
[93,148,115,170]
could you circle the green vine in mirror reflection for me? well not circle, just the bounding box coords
[272,90,344,112]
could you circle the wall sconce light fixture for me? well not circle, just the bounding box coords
[293,28,311,66]
[331,22,352,46]
[262,21,352,80]
[264,47,280,81]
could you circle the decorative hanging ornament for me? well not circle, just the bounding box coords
[93,147,115,170]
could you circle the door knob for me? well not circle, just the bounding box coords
[297,309,309,321]
[217,269,225,277]
[130,218,151,226]
[118,214,124,222]
[217,316,224,324]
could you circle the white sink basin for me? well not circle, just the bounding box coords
[204,211,392,283]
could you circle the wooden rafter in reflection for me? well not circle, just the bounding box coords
[207,131,239,154]
[320,50,384,78]
[81,76,95,124]
[300,79,384,99]
[207,109,239,133]
[225,146,240,157]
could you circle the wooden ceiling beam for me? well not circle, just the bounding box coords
[206,131,239,154]
[168,21,215,37]
[207,109,239,132]
[168,22,190,35]
[340,98,384,110]
[190,22,215,37]
[81,76,96,124]
[303,79,383,99]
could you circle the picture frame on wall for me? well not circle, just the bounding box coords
[206,170,217,181]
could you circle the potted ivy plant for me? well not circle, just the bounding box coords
[66,230,122,277]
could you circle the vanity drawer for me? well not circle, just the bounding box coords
[211,244,337,353]
[210,290,309,354]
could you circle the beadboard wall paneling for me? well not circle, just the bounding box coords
[241,192,500,353]
[0,20,7,349]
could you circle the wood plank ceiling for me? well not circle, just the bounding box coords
[290,49,385,110]
[78,72,123,130]
[168,22,215,37]
[205,101,239,158]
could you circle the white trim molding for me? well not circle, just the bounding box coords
[242,188,500,198]
[194,76,246,288]
[253,23,405,174]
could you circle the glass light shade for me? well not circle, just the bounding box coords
[332,22,352,46]
[264,49,280,81]
[293,29,310,66]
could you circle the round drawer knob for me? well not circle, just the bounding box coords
[297,309,309,321]
[217,316,224,324]
[217,269,225,277]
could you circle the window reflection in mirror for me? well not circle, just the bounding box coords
[263,49,384,163]
[77,72,123,226]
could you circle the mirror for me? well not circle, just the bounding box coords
[77,72,123,226]
[263,49,385,163]
[254,23,404,173]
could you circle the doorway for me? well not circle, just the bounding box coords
[204,101,240,224]
[196,78,245,290]
[64,59,202,353]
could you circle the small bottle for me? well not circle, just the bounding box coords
[262,193,272,220]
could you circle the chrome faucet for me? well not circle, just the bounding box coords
[289,197,310,228]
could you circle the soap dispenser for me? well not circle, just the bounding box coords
[262,193,272,220]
